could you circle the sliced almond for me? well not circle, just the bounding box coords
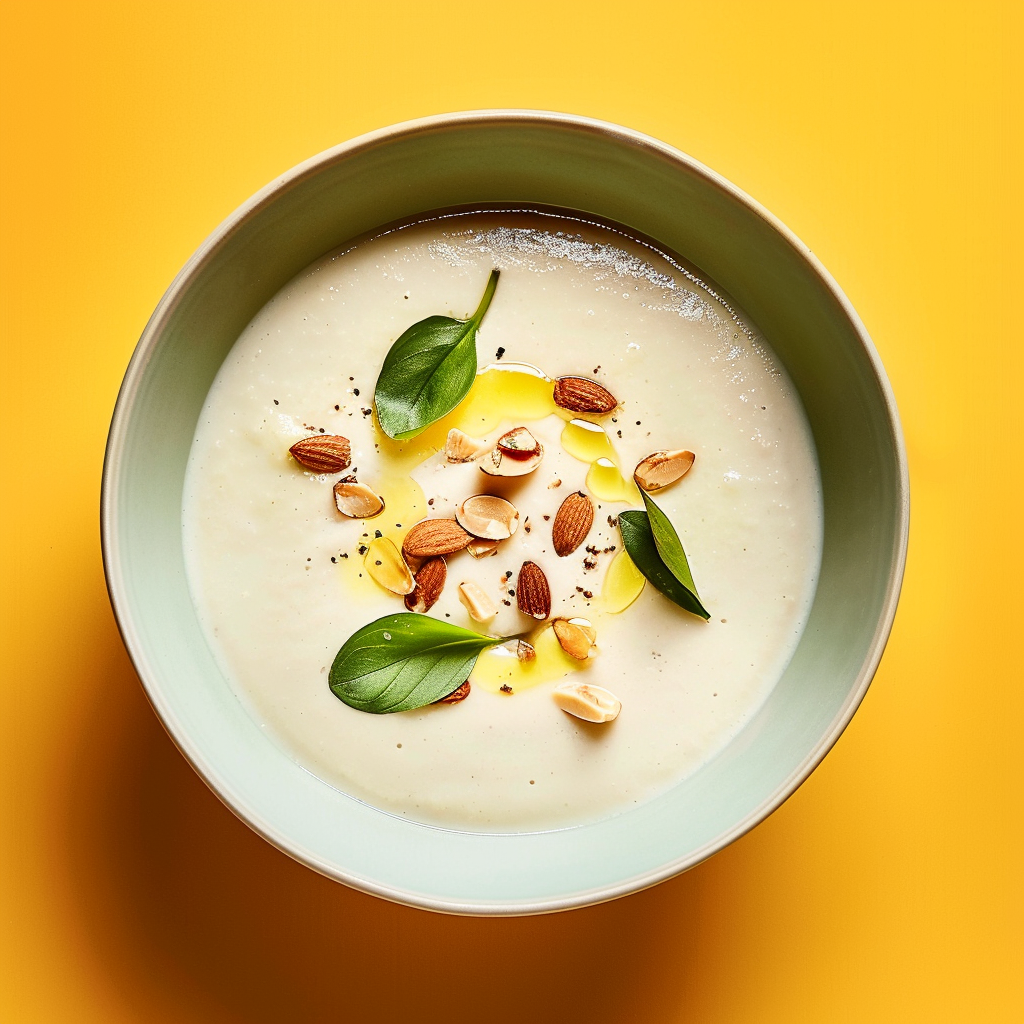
[364,537,415,596]
[402,518,473,559]
[552,617,597,660]
[496,426,541,459]
[333,481,385,519]
[552,681,620,723]
[458,581,498,622]
[634,449,696,492]
[478,443,544,478]
[434,680,471,705]
[404,557,446,613]
[289,434,351,473]
[467,538,500,559]
[552,376,617,415]
[456,494,520,540]
[552,490,594,556]
[516,561,551,620]
[444,428,490,463]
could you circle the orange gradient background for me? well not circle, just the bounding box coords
[1,2,1021,1021]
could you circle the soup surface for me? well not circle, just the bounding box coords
[183,209,823,831]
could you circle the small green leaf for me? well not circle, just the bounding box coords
[329,613,500,714]
[618,507,710,620]
[374,269,500,439]
[641,490,701,596]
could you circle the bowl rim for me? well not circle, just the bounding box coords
[101,109,909,915]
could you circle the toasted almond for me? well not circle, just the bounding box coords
[552,617,597,660]
[552,681,620,722]
[552,490,594,556]
[289,434,351,473]
[333,481,385,519]
[467,538,500,559]
[364,537,415,596]
[516,561,551,619]
[496,426,541,459]
[458,581,498,622]
[444,428,490,463]
[552,376,617,415]
[478,443,544,478]
[634,449,696,492]
[434,680,471,705]
[456,494,520,540]
[404,557,446,613]
[402,518,473,559]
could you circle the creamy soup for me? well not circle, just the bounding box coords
[182,210,823,832]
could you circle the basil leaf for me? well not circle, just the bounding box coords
[618,508,710,620]
[329,613,500,714]
[374,269,500,440]
[641,490,702,596]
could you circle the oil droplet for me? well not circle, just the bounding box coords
[587,458,641,503]
[561,418,617,462]
[471,626,589,693]
[561,419,641,503]
[600,549,646,613]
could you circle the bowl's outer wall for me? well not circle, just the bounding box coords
[104,113,907,914]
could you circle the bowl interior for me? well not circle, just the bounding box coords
[103,112,906,914]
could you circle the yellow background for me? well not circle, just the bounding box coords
[1,1,1021,1020]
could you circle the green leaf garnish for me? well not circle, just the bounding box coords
[618,497,709,620]
[329,613,500,714]
[373,269,500,440]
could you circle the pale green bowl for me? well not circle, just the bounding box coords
[102,111,908,915]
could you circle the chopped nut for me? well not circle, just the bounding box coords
[552,376,617,415]
[444,428,490,463]
[516,561,552,619]
[404,557,446,613]
[456,494,521,540]
[634,449,696,492]
[552,681,620,722]
[496,426,541,459]
[402,518,473,559]
[551,490,595,556]
[467,538,500,559]
[515,639,536,662]
[435,680,470,705]
[364,537,415,596]
[478,440,544,477]
[458,581,498,622]
[289,434,351,473]
[552,617,597,660]
[333,481,385,519]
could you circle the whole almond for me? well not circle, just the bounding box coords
[289,434,351,473]
[552,376,617,415]
[434,680,471,705]
[516,561,552,619]
[552,490,594,556]
[404,557,447,613]
[402,518,473,559]
[634,449,696,492]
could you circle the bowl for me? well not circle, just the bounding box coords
[102,110,908,915]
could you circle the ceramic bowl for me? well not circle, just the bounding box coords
[102,111,908,915]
